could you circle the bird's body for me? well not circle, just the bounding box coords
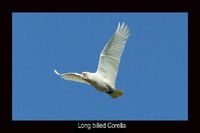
[54,22,130,99]
[84,72,109,92]
[81,72,113,93]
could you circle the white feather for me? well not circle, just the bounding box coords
[96,22,130,87]
[54,70,90,85]
[54,69,60,75]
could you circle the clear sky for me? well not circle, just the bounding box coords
[12,13,188,120]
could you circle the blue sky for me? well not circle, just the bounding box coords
[12,13,188,120]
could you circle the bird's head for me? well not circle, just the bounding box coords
[81,72,89,80]
[81,72,94,83]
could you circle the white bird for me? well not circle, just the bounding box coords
[54,22,130,99]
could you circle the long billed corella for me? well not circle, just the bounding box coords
[54,22,130,99]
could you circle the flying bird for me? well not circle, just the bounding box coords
[54,22,130,99]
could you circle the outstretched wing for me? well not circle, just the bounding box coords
[54,69,90,85]
[96,22,130,87]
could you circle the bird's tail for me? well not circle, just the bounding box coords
[109,89,123,99]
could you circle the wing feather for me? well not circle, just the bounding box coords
[54,69,90,85]
[96,22,130,87]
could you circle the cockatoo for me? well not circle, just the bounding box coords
[54,22,130,99]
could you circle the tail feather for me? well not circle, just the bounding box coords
[109,89,123,99]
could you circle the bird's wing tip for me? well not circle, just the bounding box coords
[54,69,60,75]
